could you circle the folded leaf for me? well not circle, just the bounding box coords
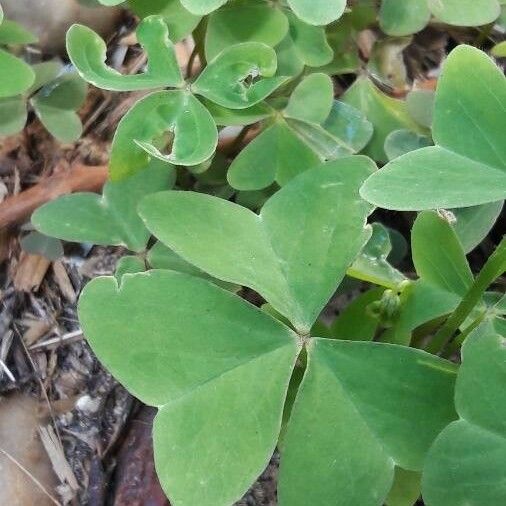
[109,90,218,179]
[278,338,457,506]
[32,161,173,251]
[192,42,289,109]
[361,45,506,209]
[422,322,506,506]
[66,16,184,91]
[78,270,300,506]
[140,157,375,332]
[287,0,346,25]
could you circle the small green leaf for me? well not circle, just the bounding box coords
[205,1,289,60]
[384,129,432,161]
[386,469,421,506]
[78,270,299,506]
[32,105,83,143]
[0,96,27,136]
[29,61,62,94]
[32,161,173,251]
[66,16,184,91]
[109,90,218,179]
[412,211,473,297]
[227,120,321,190]
[341,76,421,162]
[20,231,64,261]
[491,40,506,57]
[406,89,434,128]
[192,42,289,109]
[114,255,146,282]
[287,0,346,26]
[361,45,506,210]
[203,99,272,126]
[140,157,375,332]
[422,322,506,506]
[180,0,228,15]
[32,72,87,110]
[0,19,38,45]
[331,287,384,341]
[129,0,201,42]
[379,0,430,36]
[0,49,35,98]
[284,73,334,124]
[278,338,457,506]
[428,0,500,26]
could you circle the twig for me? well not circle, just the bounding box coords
[0,163,108,229]
[29,330,84,351]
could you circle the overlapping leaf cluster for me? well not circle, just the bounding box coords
[27,1,506,505]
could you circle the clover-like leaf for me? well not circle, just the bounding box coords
[0,48,34,98]
[66,15,184,91]
[109,90,218,180]
[0,96,27,136]
[278,338,457,506]
[78,270,300,506]
[180,0,228,15]
[33,106,83,143]
[0,19,38,45]
[380,0,431,36]
[129,0,201,42]
[32,161,173,251]
[287,0,346,26]
[428,0,500,27]
[384,129,432,161]
[205,1,289,60]
[361,45,506,209]
[342,76,422,163]
[140,157,375,333]
[192,42,289,109]
[422,322,506,506]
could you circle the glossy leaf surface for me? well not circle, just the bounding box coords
[279,338,457,506]
[79,270,299,506]
[66,16,183,91]
[140,158,375,332]
[361,45,506,209]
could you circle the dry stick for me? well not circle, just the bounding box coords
[0,447,62,506]
[0,163,108,230]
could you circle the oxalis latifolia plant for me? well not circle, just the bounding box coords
[27,0,506,505]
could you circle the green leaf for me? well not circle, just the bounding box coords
[227,120,320,190]
[66,16,184,91]
[180,0,228,15]
[386,469,421,506]
[32,72,87,110]
[341,77,421,163]
[129,0,201,41]
[0,19,38,45]
[28,61,62,94]
[0,48,35,98]
[348,222,406,289]
[331,287,384,341]
[384,129,432,161]
[192,42,289,109]
[205,1,289,60]
[97,0,124,4]
[109,90,218,180]
[380,0,430,36]
[140,157,375,332]
[0,96,27,136]
[114,255,146,282]
[32,105,83,143]
[20,231,63,261]
[78,270,299,505]
[412,211,473,297]
[361,45,506,210]
[32,161,173,251]
[406,89,434,128]
[422,322,506,506]
[278,338,457,506]
[203,99,272,126]
[287,0,346,26]
[492,40,506,57]
[452,201,504,253]
[428,0,500,26]
[285,73,334,124]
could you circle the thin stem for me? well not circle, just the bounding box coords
[442,311,487,358]
[426,236,506,355]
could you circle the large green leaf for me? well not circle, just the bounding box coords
[140,157,375,332]
[278,338,457,506]
[422,322,506,505]
[129,0,201,42]
[412,211,473,297]
[204,1,288,60]
[341,77,421,163]
[287,0,346,26]
[66,16,184,91]
[192,42,289,109]
[109,90,218,180]
[78,270,300,506]
[32,161,173,251]
[428,0,500,26]
[380,0,431,36]
[0,48,34,98]
[361,45,506,209]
